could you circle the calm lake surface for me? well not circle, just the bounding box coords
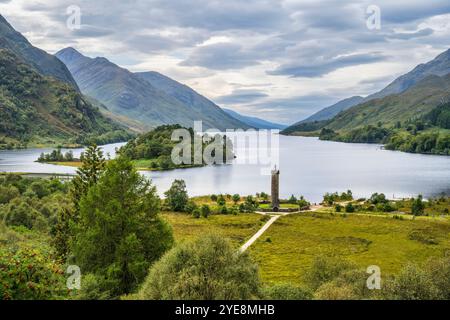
[0,136,449,203]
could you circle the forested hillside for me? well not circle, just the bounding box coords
[0,49,131,149]
[0,14,78,88]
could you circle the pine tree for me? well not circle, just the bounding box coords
[70,145,106,214]
[72,156,173,297]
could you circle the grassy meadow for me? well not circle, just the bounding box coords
[162,212,268,248]
[248,211,450,284]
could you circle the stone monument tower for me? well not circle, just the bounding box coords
[271,166,280,211]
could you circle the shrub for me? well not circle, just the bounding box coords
[304,255,356,290]
[288,195,298,204]
[201,205,211,218]
[0,185,20,204]
[411,195,425,216]
[29,181,50,199]
[137,235,260,300]
[263,283,313,300]
[73,273,111,300]
[369,193,387,205]
[217,194,226,206]
[314,282,359,300]
[219,205,228,215]
[345,203,355,213]
[4,199,40,229]
[192,209,201,219]
[383,264,441,300]
[184,200,197,214]
[164,179,189,212]
[298,196,310,209]
[0,246,67,300]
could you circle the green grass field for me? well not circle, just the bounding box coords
[258,203,299,209]
[162,212,269,248]
[248,211,450,284]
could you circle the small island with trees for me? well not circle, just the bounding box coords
[120,124,235,171]
[36,125,236,171]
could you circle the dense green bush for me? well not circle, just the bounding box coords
[323,190,353,205]
[0,185,19,204]
[304,255,356,290]
[4,198,41,229]
[201,205,211,218]
[263,283,313,300]
[411,195,425,216]
[164,179,189,212]
[383,262,443,300]
[137,234,260,300]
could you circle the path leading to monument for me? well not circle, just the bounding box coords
[240,204,325,253]
[240,215,281,253]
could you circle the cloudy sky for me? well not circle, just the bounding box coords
[1,0,450,124]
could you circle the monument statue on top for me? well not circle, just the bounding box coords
[271,165,280,212]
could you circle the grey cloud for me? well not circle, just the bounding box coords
[3,0,450,122]
[268,53,388,78]
[215,89,269,104]
[379,0,450,23]
[180,43,261,70]
[388,28,434,40]
[73,25,114,38]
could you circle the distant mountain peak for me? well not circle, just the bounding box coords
[0,16,79,89]
[55,47,84,62]
[222,108,287,130]
[56,49,250,130]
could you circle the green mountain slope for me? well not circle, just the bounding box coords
[0,15,78,89]
[287,48,450,129]
[0,49,131,148]
[325,74,450,130]
[295,96,364,125]
[56,48,250,130]
[366,49,450,101]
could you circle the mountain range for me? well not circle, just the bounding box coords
[325,73,450,130]
[293,49,450,127]
[0,15,78,89]
[292,96,364,125]
[0,15,130,148]
[56,48,250,131]
[0,49,130,148]
[222,108,287,129]
[283,48,450,134]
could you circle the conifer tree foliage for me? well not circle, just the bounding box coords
[52,145,107,260]
[71,156,173,297]
[70,145,106,214]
